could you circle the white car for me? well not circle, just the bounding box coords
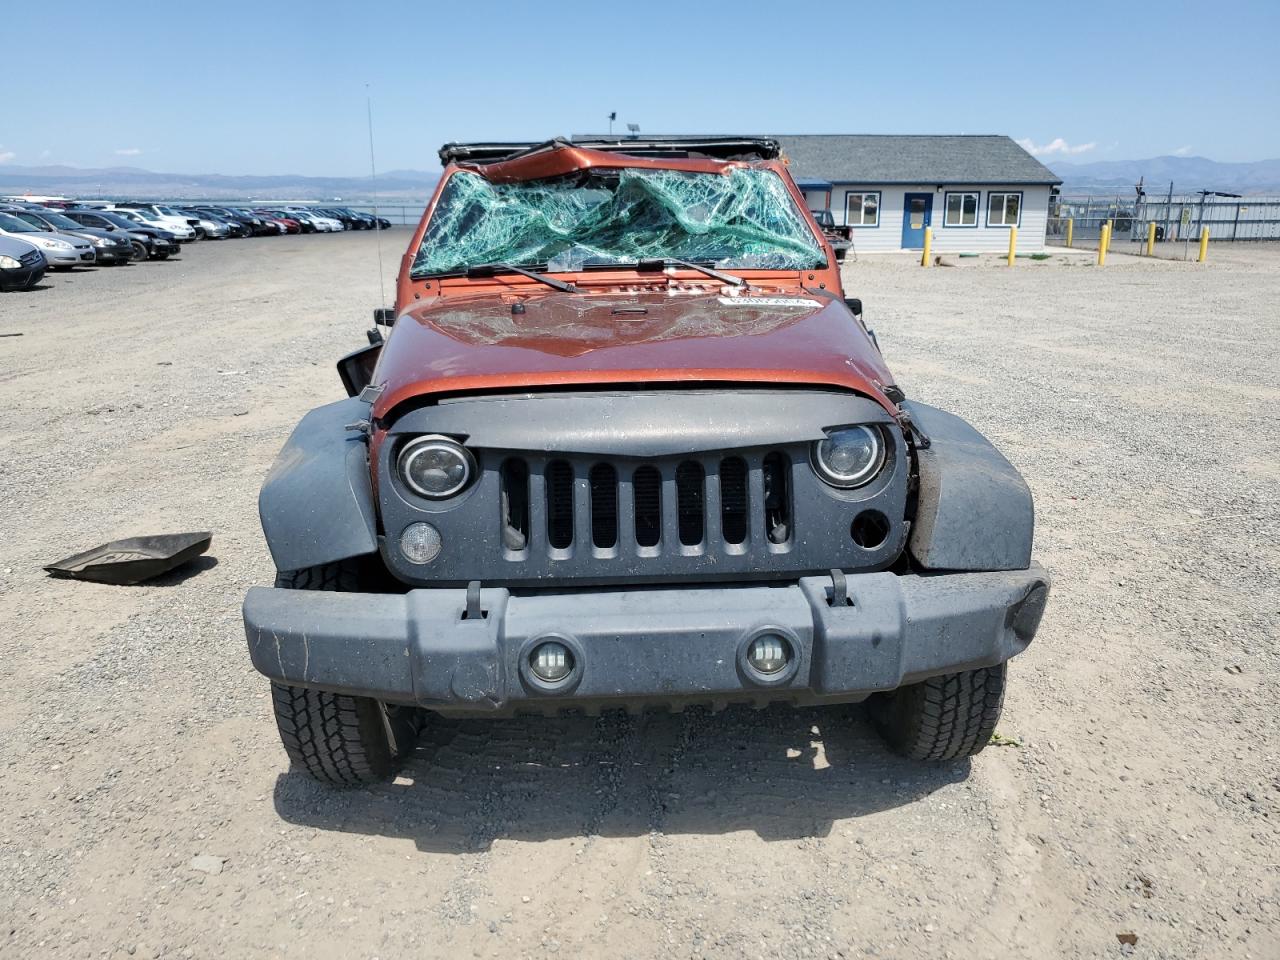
[0,211,95,268]
[109,205,198,241]
[287,210,343,233]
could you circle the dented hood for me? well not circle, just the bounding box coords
[371,288,898,419]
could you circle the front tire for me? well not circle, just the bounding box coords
[270,559,421,785]
[270,682,420,786]
[871,663,1006,761]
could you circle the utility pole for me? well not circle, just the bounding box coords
[608,112,617,136]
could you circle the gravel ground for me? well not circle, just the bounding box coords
[0,235,1276,960]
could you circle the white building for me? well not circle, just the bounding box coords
[780,135,1061,253]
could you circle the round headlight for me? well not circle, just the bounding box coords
[812,426,885,488]
[397,435,475,499]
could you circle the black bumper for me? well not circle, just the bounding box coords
[0,264,45,290]
[243,567,1049,714]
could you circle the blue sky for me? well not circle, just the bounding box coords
[3,0,1277,175]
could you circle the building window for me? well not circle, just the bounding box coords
[987,192,1022,227]
[944,192,980,227]
[844,191,880,227]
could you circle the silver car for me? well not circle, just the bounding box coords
[0,211,95,268]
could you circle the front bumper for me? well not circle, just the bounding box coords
[243,567,1049,714]
[93,246,132,263]
[44,248,94,266]
[0,263,45,290]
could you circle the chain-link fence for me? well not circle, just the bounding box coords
[1049,192,1280,245]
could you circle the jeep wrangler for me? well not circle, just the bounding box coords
[243,137,1049,785]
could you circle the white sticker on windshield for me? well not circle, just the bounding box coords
[716,297,823,308]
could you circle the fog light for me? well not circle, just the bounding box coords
[747,634,790,675]
[529,641,573,682]
[400,522,442,564]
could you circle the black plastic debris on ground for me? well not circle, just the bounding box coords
[44,532,213,585]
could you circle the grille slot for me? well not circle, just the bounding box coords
[589,463,618,549]
[500,458,530,551]
[763,452,792,545]
[546,460,574,550]
[675,461,705,546]
[633,466,662,548]
[719,457,749,544]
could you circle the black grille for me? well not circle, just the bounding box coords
[499,452,797,561]
[546,460,574,550]
[633,466,662,548]
[589,463,618,548]
[675,461,705,546]
[719,457,748,544]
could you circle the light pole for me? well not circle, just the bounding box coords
[608,112,617,135]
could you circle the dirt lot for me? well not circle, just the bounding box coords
[1,236,1276,960]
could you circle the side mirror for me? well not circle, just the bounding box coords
[337,342,382,397]
[373,306,396,326]
[844,297,863,317]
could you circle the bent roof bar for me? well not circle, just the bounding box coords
[439,137,781,166]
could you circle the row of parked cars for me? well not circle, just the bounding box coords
[0,200,391,291]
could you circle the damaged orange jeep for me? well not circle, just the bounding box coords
[243,137,1048,785]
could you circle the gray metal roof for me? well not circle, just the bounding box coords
[776,135,1061,186]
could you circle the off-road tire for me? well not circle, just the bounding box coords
[269,559,421,785]
[871,663,1006,761]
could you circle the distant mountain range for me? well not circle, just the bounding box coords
[1051,155,1280,195]
[0,164,440,201]
[4,153,1279,200]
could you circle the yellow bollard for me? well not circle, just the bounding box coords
[1103,219,1113,256]
[920,227,932,267]
[1098,223,1109,266]
[1198,227,1210,262]
[1147,222,1156,256]
[1066,218,1073,248]
[1007,226,1017,266]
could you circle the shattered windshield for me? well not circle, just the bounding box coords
[411,167,827,278]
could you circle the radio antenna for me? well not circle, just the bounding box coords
[366,83,387,310]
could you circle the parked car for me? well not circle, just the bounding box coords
[195,206,269,236]
[317,207,365,229]
[179,210,232,240]
[62,209,180,260]
[185,208,251,238]
[253,211,299,234]
[242,136,1050,786]
[261,209,315,233]
[0,235,46,291]
[5,208,134,264]
[0,212,95,269]
[290,209,344,232]
[809,208,852,262]
[110,206,197,241]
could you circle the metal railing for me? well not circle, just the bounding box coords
[1049,192,1280,244]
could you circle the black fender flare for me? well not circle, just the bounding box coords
[902,401,1034,571]
[259,397,378,573]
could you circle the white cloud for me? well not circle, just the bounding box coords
[1172,145,1192,156]
[0,149,14,164]
[115,147,143,157]
[1016,137,1097,157]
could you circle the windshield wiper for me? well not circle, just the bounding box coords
[635,258,746,287]
[465,262,577,293]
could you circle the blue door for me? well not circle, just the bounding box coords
[901,193,933,248]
